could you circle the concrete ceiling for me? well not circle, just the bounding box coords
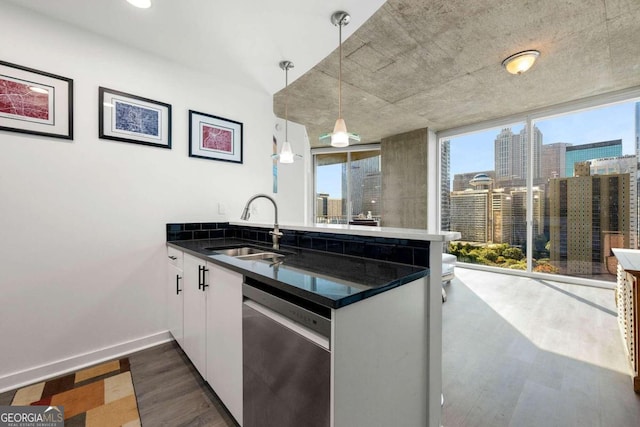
[2,0,385,94]
[6,0,640,149]
[274,0,640,146]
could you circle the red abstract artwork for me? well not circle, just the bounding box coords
[0,78,49,120]
[202,125,232,152]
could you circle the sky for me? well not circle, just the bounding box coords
[448,101,637,187]
[317,101,639,197]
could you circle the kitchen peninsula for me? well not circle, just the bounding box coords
[166,222,460,427]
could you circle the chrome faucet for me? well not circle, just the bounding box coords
[240,194,283,250]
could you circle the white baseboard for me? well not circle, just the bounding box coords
[0,330,173,393]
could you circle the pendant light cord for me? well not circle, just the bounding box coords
[285,65,289,141]
[338,20,342,120]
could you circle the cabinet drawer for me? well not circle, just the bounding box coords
[167,247,183,269]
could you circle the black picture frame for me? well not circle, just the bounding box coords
[99,87,172,149]
[189,110,243,164]
[0,60,73,140]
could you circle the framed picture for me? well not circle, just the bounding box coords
[0,60,73,140]
[189,110,243,164]
[99,87,171,149]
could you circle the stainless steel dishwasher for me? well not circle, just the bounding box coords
[242,282,331,427]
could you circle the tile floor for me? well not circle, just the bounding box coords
[443,267,640,426]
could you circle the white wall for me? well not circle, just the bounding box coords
[0,3,304,390]
[272,117,311,225]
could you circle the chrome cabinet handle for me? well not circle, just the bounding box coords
[176,275,182,295]
[168,255,177,260]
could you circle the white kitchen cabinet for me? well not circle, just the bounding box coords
[182,253,208,377]
[171,249,244,423]
[206,263,243,424]
[167,247,184,346]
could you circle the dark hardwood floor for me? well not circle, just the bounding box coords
[130,341,238,427]
[0,341,238,427]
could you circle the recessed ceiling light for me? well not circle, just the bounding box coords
[126,0,151,9]
[502,50,540,75]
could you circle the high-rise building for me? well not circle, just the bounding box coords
[636,102,640,248]
[316,193,329,219]
[450,173,512,244]
[495,128,514,180]
[549,167,631,275]
[494,126,542,185]
[564,139,622,177]
[451,190,491,243]
[342,154,380,218]
[441,140,451,231]
[327,198,343,220]
[589,155,638,249]
[491,190,513,244]
[541,142,572,178]
[361,171,381,219]
[316,193,345,223]
[510,186,545,247]
[636,102,640,162]
[520,126,543,180]
[590,155,637,175]
[453,170,496,191]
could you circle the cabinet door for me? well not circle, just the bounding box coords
[167,263,184,346]
[182,254,208,377]
[206,263,243,424]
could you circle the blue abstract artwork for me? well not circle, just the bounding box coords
[114,101,159,137]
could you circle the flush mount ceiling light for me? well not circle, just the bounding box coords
[272,60,302,164]
[502,50,540,75]
[319,11,360,148]
[126,0,151,9]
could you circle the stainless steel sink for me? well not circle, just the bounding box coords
[208,246,285,261]
[235,252,284,261]
[215,247,266,257]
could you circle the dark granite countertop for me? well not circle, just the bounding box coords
[167,238,429,309]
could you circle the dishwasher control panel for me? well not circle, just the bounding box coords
[243,283,331,338]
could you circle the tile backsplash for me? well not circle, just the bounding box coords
[166,222,232,241]
[166,223,430,267]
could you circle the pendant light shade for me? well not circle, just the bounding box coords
[272,60,302,163]
[331,118,349,147]
[319,11,361,147]
[278,141,295,163]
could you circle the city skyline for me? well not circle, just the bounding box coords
[317,101,637,197]
[448,101,636,189]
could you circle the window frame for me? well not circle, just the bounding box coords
[437,86,640,288]
[311,144,381,225]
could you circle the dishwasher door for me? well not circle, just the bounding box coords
[243,286,330,427]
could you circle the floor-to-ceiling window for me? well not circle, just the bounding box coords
[440,93,640,283]
[314,146,381,225]
[534,101,638,281]
[441,123,531,272]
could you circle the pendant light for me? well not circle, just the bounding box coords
[273,60,302,164]
[319,11,361,147]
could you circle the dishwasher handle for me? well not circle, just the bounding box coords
[244,300,330,351]
[242,283,331,341]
